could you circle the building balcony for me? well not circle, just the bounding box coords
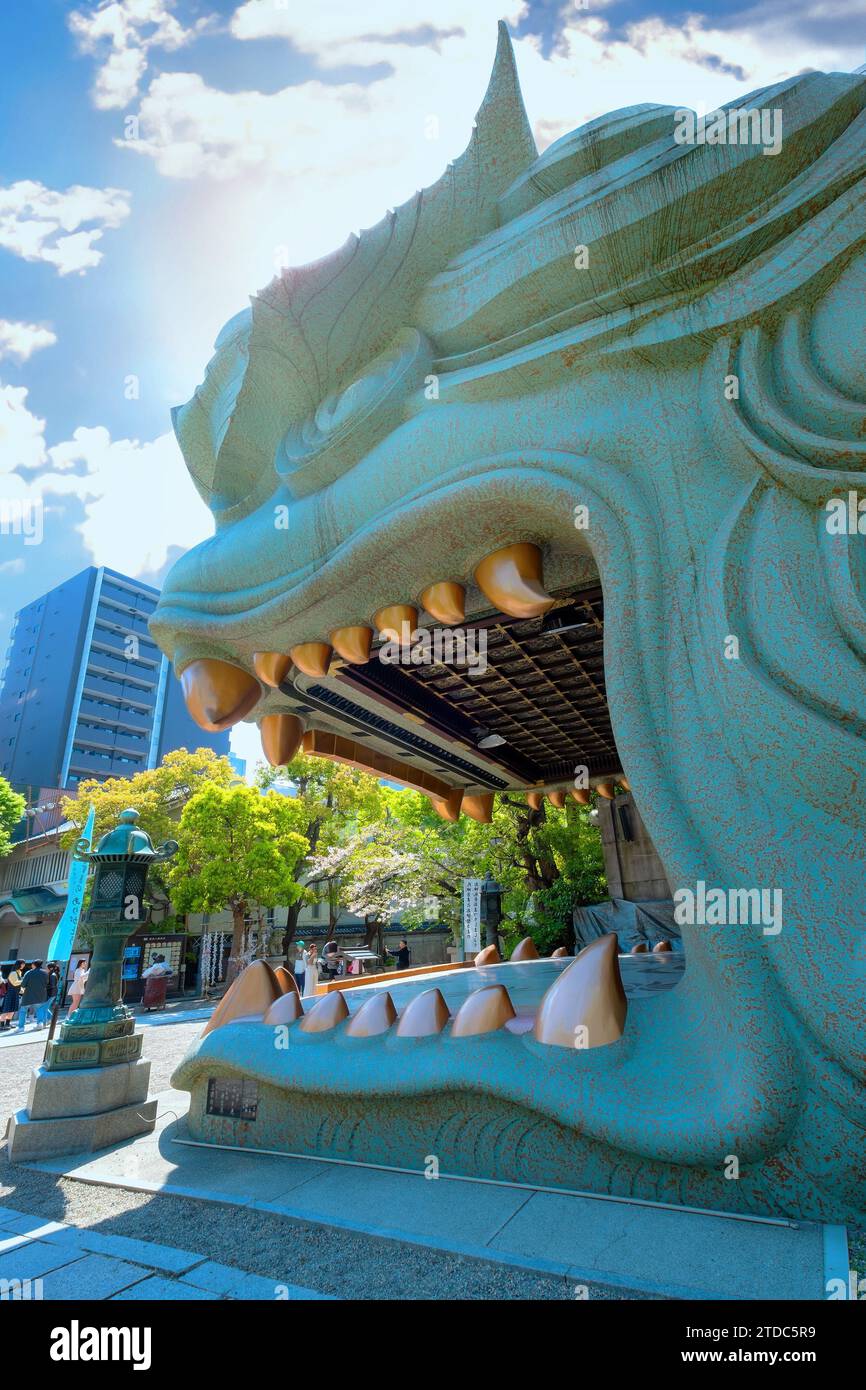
[69,747,146,776]
[81,673,155,708]
[77,698,152,731]
[68,747,116,772]
[90,636,160,670]
[86,658,156,690]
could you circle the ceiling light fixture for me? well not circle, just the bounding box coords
[472,725,506,750]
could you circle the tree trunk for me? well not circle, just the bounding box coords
[282,902,301,962]
[564,912,576,955]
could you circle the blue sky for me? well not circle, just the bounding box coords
[1,0,863,770]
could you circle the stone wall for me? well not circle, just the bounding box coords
[596,793,671,902]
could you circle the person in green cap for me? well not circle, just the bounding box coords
[293,941,307,995]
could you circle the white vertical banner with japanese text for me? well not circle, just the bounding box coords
[462,877,483,957]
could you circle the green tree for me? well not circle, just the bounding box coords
[167,783,309,979]
[60,747,239,923]
[255,754,385,953]
[0,775,25,858]
[311,788,606,955]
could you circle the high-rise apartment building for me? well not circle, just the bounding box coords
[0,565,229,794]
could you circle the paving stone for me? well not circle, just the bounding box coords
[111,1275,215,1300]
[0,1240,84,1283]
[257,1164,528,1247]
[39,1253,151,1300]
[492,1192,826,1300]
[0,1206,32,1228]
[180,1258,330,1300]
[0,1232,35,1255]
[0,1214,69,1238]
[41,1226,205,1273]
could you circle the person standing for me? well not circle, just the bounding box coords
[321,939,344,981]
[302,941,319,997]
[293,942,307,994]
[0,962,24,1031]
[17,960,50,1030]
[69,958,89,1014]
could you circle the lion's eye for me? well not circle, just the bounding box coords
[275,328,431,498]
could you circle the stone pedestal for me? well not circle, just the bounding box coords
[44,1011,143,1070]
[6,1060,156,1163]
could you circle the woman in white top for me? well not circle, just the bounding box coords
[303,942,319,997]
[69,959,89,1014]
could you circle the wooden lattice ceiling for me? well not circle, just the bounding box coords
[338,585,620,785]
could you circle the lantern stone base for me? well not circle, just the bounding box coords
[5,1060,156,1163]
[44,1014,142,1071]
[44,1031,143,1070]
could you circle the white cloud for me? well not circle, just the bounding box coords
[514,13,863,148]
[69,0,211,110]
[0,384,49,473]
[0,320,57,363]
[0,181,131,276]
[107,2,864,411]
[0,383,212,574]
[119,2,861,198]
[230,0,526,67]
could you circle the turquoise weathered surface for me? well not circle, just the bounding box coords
[156,28,866,1222]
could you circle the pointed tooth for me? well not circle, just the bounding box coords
[474,543,554,619]
[420,582,465,625]
[570,788,591,805]
[264,990,304,1025]
[451,984,515,1037]
[430,787,464,822]
[260,713,305,767]
[201,961,280,1035]
[395,987,450,1037]
[474,944,502,966]
[274,966,300,999]
[510,936,540,961]
[461,792,494,824]
[631,943,649,954]
[547,790,567,808]
[652,940,673,953]
[595,779,616,800]
[180,659,261,732]
[345,991,397,1037]
[618,775,631,792]
[551,947,569,958]
[330,625,373,663]
[374,604,418,642]
[526,791,544,810]
[533,933,627,1049]
[290,642,332,677]
[252,651,292,688]
[299,991,350,1033]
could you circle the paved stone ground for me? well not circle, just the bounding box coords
[0,1205,330,1300]
[0,1009,632,1301]
[0,1157,630,1300]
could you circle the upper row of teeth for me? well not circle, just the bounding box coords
[178,542,626,809]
